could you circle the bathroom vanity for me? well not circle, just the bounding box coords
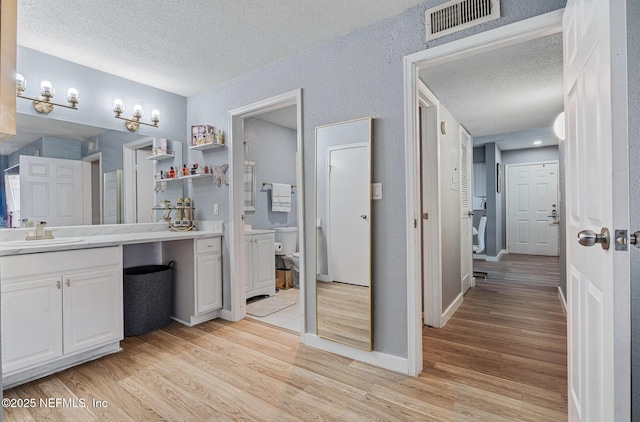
[244,230,275,299]
[0,223,223,388]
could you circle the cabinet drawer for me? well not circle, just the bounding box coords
[196,237,221,255]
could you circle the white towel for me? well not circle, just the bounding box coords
[271,183,291,212]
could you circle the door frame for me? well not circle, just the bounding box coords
[82,152,102,225]
[504,160,559,256]
[227,89,306,336]
[403,10,565,376]
[459,126,473,293]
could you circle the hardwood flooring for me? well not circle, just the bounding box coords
[317,281,371,350]
[423,253,567,421]
[4,253,566,421]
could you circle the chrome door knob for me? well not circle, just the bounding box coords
[577,227,610,250]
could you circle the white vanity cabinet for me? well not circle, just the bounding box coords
[163,236,222,326]
[245,232,275,299]
[1,247,122,387]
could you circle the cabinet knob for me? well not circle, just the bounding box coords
[66,279,71,287]
[56,280,61,289]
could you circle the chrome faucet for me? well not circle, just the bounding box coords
[26,221,54,240]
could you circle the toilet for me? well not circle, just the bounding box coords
[274,227,299,285]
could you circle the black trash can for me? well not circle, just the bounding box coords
[123,261,173,337]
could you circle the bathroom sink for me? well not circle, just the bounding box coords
[4,238,86,247]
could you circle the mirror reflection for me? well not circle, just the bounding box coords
[315,117,372,350]
[1,113,184,228]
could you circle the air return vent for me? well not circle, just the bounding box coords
[426,0,500,41]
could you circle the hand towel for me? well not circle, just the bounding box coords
[271,183,291,212]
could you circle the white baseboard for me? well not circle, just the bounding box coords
[317,274,331,282]
[302,333,409,375]
[472,253,486,260]
[558,286,567,316]
[486,249,507,262]
[441,292,463,327]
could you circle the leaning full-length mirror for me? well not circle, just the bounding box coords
[315,117,372,350]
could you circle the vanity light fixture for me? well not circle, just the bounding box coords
[113,100,160,131]
[15,73,79,114]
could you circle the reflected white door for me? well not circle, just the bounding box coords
[564,0,629,420]
[506,162,559,256]
[135,149,154,223]
[327,144,370,286]
[20,156,83,227]
[460,127,473,292]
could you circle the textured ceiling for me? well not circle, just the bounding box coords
[419,33,564,144]
[18,0,429,96]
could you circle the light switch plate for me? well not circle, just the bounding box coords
[372,183,382,200]
[213,203,219,215]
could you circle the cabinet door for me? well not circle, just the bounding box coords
[245,235,254,296]
[253,234,275,291]
[1,277,63,374]
[63,268,123,355]
[195,253,222,314]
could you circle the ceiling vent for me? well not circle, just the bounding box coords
[426,0,500,41]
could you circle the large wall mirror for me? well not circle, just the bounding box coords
[315,117,372,350]
[2,113,184,227]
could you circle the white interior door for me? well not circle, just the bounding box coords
[564,0,629,420]
[327,144,370,286]
[460,127,473,292]
[135,149,154,223]
[506,162,559,256]
[20,156,83,227]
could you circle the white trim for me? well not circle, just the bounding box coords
[316,274,331,282]
[486,249,507,262]
[228,90,305,334]
[302,333,408,374]
[441,292,463,326]
[404,10,564,377]
[557,286,567,316]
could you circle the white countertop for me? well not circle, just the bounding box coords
[0,230,222,256]
[245,229,275,235]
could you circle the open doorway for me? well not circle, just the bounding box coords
[228,89,306,336]
[82,152,102,224]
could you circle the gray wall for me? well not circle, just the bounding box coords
[439,105,463,311]
[484,143,503,257]
[186,0,567,357]
[16,46,187,145]
[243,118,298,230]
[627,0,640,418]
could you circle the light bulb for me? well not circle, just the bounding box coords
[133,104,143,118]
[67,88,78,101]
[553,112,565,140]
[16,73,25,90]
[113,99,123,113]
[40,80,53,96]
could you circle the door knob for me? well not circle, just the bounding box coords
[577,227,610,250]
[360,215,367,220]
[467,211,474,217]
[630,231,640,248]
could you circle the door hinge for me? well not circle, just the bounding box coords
[414,219,417,228]
[423,213,429,220]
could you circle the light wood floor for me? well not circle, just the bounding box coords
[317,281,370,350]
[4,254,566,421]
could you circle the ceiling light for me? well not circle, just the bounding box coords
[553,112,565,140]
[113,100,159,131]
[15,73,79,114]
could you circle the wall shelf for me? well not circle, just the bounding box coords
[189,142,225,151]
[146,153,175,161]
[156,173,213,182]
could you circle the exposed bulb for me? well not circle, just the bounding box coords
[16,73,25,91]
[553,112,565,140]
[40,80,53,97]
[113,99,124,113]
[133,104,143,118]
[67,88,78,103]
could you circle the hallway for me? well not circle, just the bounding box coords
[423,254,567,421]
